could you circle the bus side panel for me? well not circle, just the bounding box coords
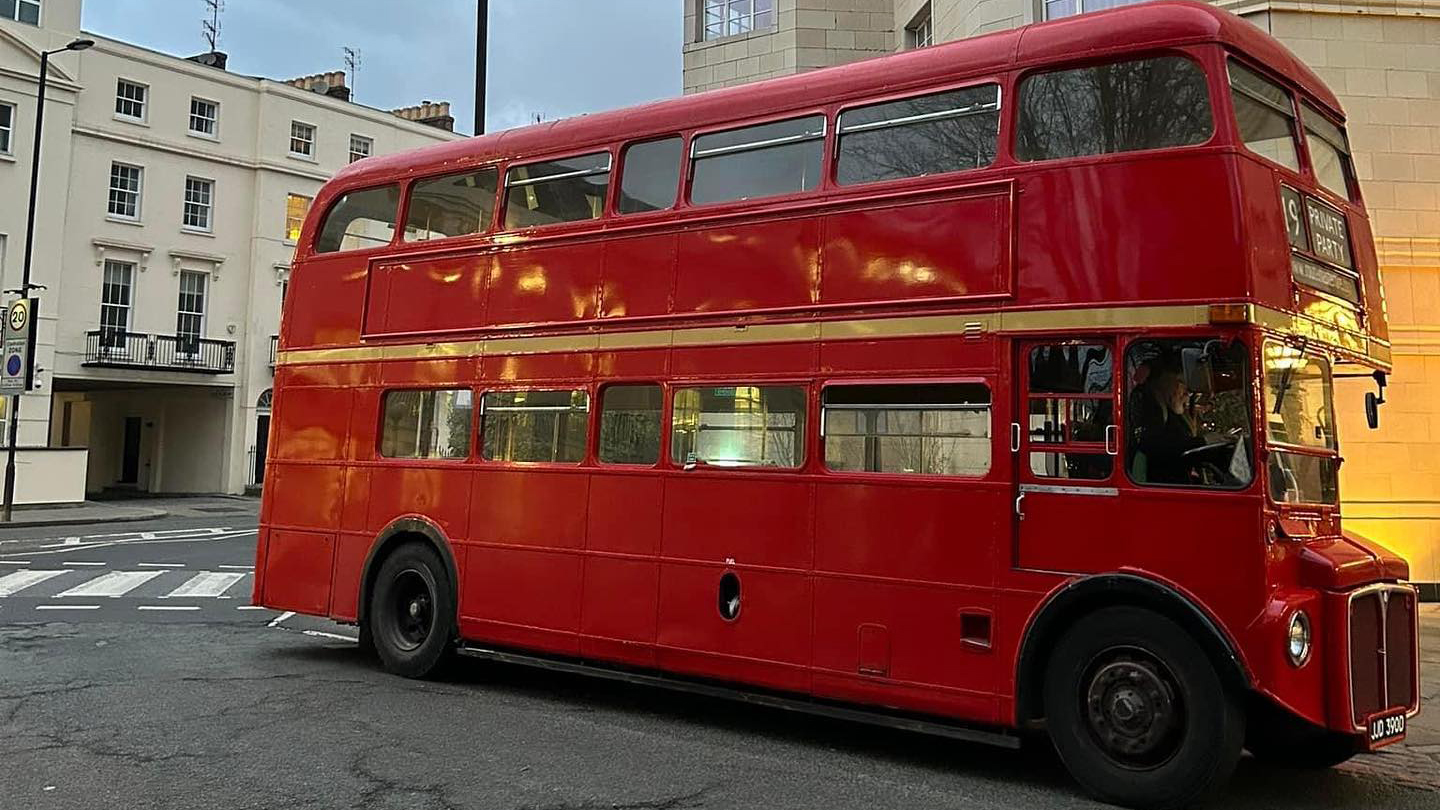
[580,471,663,667]
[811,481,1004,713]
[329,465,372,622]
[821,189,1012,304]
[656,476,814,693]
[366,254,491,336]
[1014,155,1247,309]
[600,233,677,320]
[673,218,821,314]
[460,468,589,655]
[283,253,366,349]
[487,242,601,327]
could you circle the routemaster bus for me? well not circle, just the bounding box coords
[254,3,1419,807]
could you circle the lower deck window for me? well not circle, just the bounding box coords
[482,390,589,463]
[823,383,991,476]
[599,384,662,465]
[671,385,805,468]
[379,389,473,459]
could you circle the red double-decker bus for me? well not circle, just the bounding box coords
[254,3,1418,806]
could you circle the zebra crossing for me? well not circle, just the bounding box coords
[0,566,254,605]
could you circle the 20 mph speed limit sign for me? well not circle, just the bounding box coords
[1,298,37,393]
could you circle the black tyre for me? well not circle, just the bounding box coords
[1044,607,1245,810]
[367,541,456,679]
[1246,704,1360,769]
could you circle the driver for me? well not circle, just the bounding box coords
[1133,365,1209,484]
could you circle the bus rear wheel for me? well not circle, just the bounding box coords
[368,541,455,679]
[1044,606,1244,810]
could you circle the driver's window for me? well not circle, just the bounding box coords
[1125,338,1253,489]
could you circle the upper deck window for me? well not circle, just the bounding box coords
[618,137,683,214]
[690,115,825,205]
[1228,60,1300,172]
[314,185,400,254]
[1301,102,1354,200]
[504,152,611,229]
[837,84,999,185]
[1015,55,1213,162]
[405,168,498,242]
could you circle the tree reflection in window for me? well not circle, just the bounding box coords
[1016,55,1213,162]
[837,85,1000,185]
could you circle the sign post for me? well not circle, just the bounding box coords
[2,297,38,521]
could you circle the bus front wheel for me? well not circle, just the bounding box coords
[1044,606,1244,810]
[368,541,456,679]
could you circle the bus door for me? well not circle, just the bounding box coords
[1013,339,1123,573]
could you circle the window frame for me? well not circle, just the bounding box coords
[348,133,374,164]
[905,3,933,49]
[188,96,219,139]
[596,381,666,468]
[687,112,829,207]
[114,78,148,123]
[1300,100,1356,204]
[182,175,215,233]
[614,135,685,217]
[819,376,994,481]
[0,100,14,156]
[310,183,401,255]
[667,380,811,472]
[401,165,501,243]
[284,192,313,245]
[3,0,41,25]
[477,386,593,467]
[832,79,1003,188]
[1225,56,1304,177]
[289,120,317,160]
[99,259,136,341]
[699,0,776,41]
[107,161,144,221]
[376,387,477,462]
[501,149,615,231]
[1012,50,1217,165]
[174,268,209,355]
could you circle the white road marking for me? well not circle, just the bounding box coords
[137,605,200,611]
[0,569,71,597]
[237,605,268,611]
[301,630,358,642]
[7,528,258,559]
[67,562,106,567]
[136,563,185,569]
[0,560,30,566]
[55,570,163,598]
[217,565,254,571]
[267,610,296,627]
[165,572,245,598]
[35,604,99,611]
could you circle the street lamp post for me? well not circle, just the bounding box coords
[475,0,488,135]
[2,37,94,523]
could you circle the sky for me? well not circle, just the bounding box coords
[81,0,683,136]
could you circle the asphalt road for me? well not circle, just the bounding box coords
[1,500,1435,810]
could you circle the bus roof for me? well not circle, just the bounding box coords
[334,1,1338,190]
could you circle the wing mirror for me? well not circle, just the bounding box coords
[1365,371,1387,430]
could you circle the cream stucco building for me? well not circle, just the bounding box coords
[0,0,460,503]
[683,0,1440,591]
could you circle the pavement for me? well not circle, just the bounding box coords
[0,498,1437,809]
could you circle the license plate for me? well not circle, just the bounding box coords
[1367,711,1407,749]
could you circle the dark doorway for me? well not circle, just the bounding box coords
[120,416,142,485]
[254,414,270,485]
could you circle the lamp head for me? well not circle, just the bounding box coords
[65,39,95,52]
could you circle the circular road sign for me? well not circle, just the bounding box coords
[8,301,28,332]
[5,354,20,377]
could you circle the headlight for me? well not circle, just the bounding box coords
[1287,610,1312,666]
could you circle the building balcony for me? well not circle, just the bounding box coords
[269,334,279,369]
[83,330,235,374]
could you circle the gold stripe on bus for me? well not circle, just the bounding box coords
[273,303,1383,367]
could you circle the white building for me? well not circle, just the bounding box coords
[0,0,461,503]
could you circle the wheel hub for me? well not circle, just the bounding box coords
[389,570,434,651]
[1085,656,1180,766]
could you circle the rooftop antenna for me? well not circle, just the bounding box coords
[202,0,223,52]
[343,47,362,100]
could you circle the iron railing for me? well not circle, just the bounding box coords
[83,330,235,374]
